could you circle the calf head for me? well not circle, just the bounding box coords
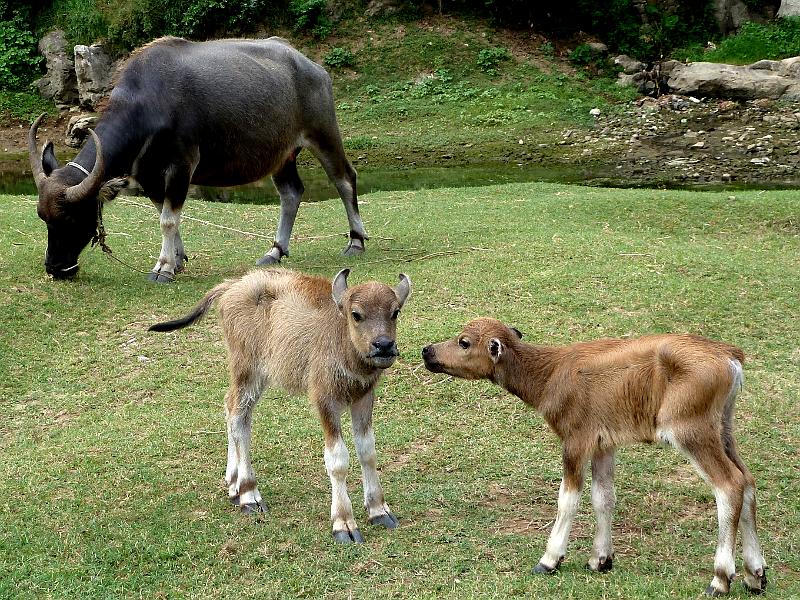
[422,317,523,380]
[332,268,411,369]
[29,114,126,278]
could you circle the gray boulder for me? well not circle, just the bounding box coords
[74,44,117,109]
[778,0,800,17]
[712,0,751,34]
[65,114,98,148]
[614,55,646,74]
[34,30,78,108]
[668,59,800,100]
[365,0,405,17]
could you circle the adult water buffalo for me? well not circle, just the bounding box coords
[29,36,368,281]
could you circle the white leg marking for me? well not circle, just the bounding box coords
[152,203,182,279]
[227,382,264,508]
[324,436,356,533]
[539,482,582,569]
[588,450,616,570]
[710,486,737,592]
[351,393,393,522]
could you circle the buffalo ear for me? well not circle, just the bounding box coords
[41,142,59,176]
[488,338,504,363]
[98,177,128,203]
[331,268,350,310]
[511,327,523,339]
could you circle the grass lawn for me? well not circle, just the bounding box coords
[1,182,798,598]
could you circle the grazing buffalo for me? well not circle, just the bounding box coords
[29,36,368,281]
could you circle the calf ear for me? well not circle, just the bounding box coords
[511,327,523,339]
[332,268,350,309]
[394,273,411,307]
[488,338,504,363]
[42,141,59,176]
[98,177,128,203]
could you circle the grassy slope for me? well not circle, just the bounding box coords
[1,183,799,598]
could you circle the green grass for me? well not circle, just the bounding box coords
[1,183,799,598]
[677,17,800,64]
[0,89,55,125]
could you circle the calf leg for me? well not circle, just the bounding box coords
[535,444,588,573]
[315,394,362,543]
[676,431,745,596]
[351,391,398,529]
[225,372,267,514]
[258,156,304,266]
[587,449,616,572]
[307,132,368,256]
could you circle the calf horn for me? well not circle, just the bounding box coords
[27,113,47,187]
[64,129,105,203]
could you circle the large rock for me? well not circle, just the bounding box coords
[365,0,405,17]
[74,44,116,109]
[614,55,646,74]
[712,0,751,34]
[668,59,800,101]
[34,30,78,108]
[65,114,98,148]
[778,0,800,17]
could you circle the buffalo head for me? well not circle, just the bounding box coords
[29,114,125,279]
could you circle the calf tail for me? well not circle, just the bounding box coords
[148,280,234,332]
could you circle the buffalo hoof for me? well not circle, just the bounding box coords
[369,512,399,529]
[147,271,174,284]
[174,253,188,273]
[333,529,364,544]
[533,560,561,575]
[256,253,281,267]
[586,556,613,573]
[341,241,365,257]
[743,569,767,595]
[240,501,266,515]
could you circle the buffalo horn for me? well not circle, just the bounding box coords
[64,129,105,203]
[27,113,47,187]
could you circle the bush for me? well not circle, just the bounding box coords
[0,2,42,89]
[289,0,332,38]
[699,18,800,64]
[476,46,511,75]
[324,47,355,69]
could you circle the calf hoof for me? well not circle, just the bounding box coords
[333,529,364,545]
[586,556,614,573]
[705,585,729,597]
[147,271,174,284]
[533,561,560,575]
[369,512,399,529]
[240,501,266,515]
[229,495,240,506]
[743,568,767,595]
[256,253,281,267]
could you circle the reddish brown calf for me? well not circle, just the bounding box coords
[423,317,766,596]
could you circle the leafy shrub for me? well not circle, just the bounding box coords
[699,18,800,64]
[0,3,42,89]
[476,46,511,75]
[324,47,355,69]
[289,0,331,38]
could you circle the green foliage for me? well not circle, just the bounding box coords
[289,0,332,38]
[324,46,355,69]
[0,90,55,124]
[0,2,42,89]
[476,46,511,75]
[42,0,284,53]
[692,18,800,64]
[568,43,597,66]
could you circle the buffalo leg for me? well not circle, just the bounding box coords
[307,133,368,256]
[225,370,267,514]
[258,157,304,266]
[315,392,363,544]
[351,391,398,529]
[151,201,187,273]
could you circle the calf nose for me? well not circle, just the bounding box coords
[372,336,397,355]
[422,345,433,359]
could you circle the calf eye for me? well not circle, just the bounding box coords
[391,309,400,320]
[458,338,470,349]
[351,311,364,323]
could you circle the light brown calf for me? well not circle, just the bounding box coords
[150,267,411,543]
[422,317,766,596]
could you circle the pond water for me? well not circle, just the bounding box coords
[1,159,793,200]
